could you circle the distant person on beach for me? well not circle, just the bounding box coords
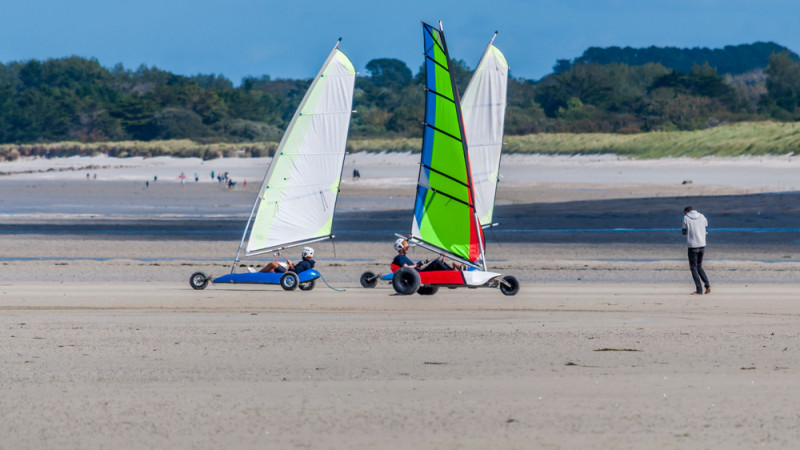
[682,206,711,295]
[392,238,460,272]
[353,168,360,180]
[249,247,315,274]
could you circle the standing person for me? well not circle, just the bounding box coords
[682,206,711,295]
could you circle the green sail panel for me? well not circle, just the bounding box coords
[245,47,355,255]
[412,22,485,266]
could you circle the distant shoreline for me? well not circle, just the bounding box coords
[2,121,800,161]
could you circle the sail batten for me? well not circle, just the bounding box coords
[243,45,355,256]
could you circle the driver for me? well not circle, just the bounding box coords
[392,238,460,272]
[250,247,316,274]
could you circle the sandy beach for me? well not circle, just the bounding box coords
[2,153,800,448]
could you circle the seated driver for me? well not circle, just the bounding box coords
[249,247,316,274]
[392,238,461,272]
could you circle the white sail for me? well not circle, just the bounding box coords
[244,46,355,255]
[461,37,508,227]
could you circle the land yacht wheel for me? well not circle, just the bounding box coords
[360,271,378,288]
[499,275,520,296]
[280,272,299,291]
[392,267,420,295]
[190,272,209,290]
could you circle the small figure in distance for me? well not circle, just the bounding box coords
[682,206,711,295]
[249,247,315,274]
[392,238,462,272]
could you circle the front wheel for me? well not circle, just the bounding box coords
[392,267,420,295]
[190,272,209,290]
[299,280,315,291]
[360,271,378,288]
[499,275,520,296]
[280,272,299,291]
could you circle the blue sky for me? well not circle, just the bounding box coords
[1,0,798,83]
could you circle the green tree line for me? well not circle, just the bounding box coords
[1,42,800,145]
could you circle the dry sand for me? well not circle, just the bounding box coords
[2,154,800,449]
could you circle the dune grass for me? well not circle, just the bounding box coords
[503,121,800,158]
[2,121,799,161]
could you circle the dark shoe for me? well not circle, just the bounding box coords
[704,287,711,294]
[691,291,703,295]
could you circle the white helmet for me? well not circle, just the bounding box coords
[301,247,314,258]
[394,238,407,251]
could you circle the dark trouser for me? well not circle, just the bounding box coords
[420,259,452,272]
[688,247,710,293]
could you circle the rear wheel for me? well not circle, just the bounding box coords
[499,275,520,296]
[280,272,299,291]
[392,267,420,295]
[299,280,315,291]
[360,271,378,288]
[190,272,209,290]
[417,286,439,296]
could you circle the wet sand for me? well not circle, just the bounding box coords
[2,154,800,448]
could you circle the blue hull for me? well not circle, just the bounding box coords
[213,270,320,285]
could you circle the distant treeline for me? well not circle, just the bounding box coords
[2,42,800,148]
[556,42,797,75]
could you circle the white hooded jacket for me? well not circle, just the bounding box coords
[682,210,708,248]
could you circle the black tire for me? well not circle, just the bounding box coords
[499,275,520,296]
[280,272,299,291]
[392,267,420,295]
[417,286,439,296]
[299,280,316,291]
[360,271,378,288]
[190,272,209,290]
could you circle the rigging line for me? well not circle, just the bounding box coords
[278,150,350,156]
[423,122,462,144]
[263,180,339,189]
[319,191,328,211]
[419,162,470,189]
[318,273,345,292]
[425,86,456,104]
[296,110,354,116]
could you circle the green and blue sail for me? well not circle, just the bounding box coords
[411,22,486,268]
